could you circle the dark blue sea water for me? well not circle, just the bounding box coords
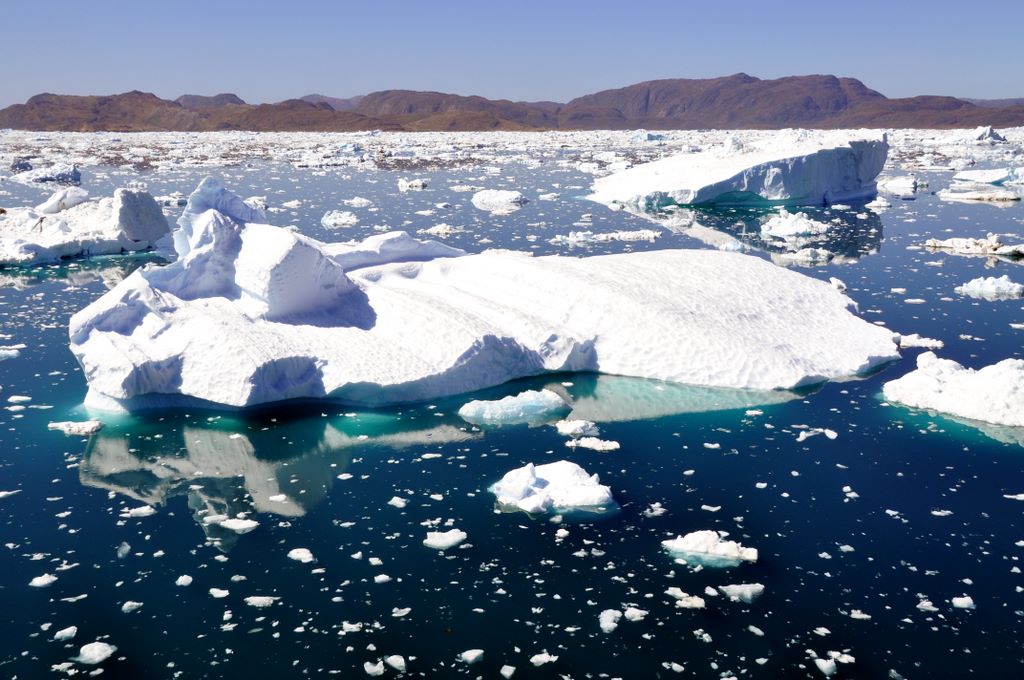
[1,158,1022,679]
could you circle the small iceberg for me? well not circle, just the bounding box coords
[458,389,570,425]
[490,460,615,514]
[955,275,1024,300]
[471,189,529,213]
[590,130,887,209]
[661,530,758,568]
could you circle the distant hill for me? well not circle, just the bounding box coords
[175,93,246,109]
[965,97,1024,109]
[299,94,365,111]
[3,75,1024,131]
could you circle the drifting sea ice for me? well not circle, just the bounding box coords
[471,189,529,213]
[759,208,832,239]
[955,275,1024,300]
[490,460,615,514]
[422,528,467,550]
[883,352,1024,427]
[458,389,570,425]
[661,530,758,568]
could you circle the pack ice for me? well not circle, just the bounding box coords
[590,130,888,210]
[69,178,898,412]
[0,187,169,266]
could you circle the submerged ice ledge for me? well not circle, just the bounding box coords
[69,178,899,412]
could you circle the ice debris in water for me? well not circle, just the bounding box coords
[458,389,570,425]
[554,419,599,437]
[760,208,831,239]
[955,275,1024,300]
[47,420,103,436]
[423,528,467,550]
[883,352,1024,427]
[74,641,116,665]
[718,583,765,603]
[564,436,620,451]
[287,548,315,563]
[471,189,529,213]
[490,460,615,514]
[661,530,758,568]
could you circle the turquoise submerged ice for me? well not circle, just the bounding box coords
[69,178,898,412]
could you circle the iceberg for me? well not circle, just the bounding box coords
[490,460,615,514]
[0,188,168,266]
[458,389,570,425]
[923,233,1024,259]
[760,208,832,239]
[661,530,758,568]
[955,275,1024,300]
[69,178,898,412]
[471,189,529,213]
[882,352,1024,427]
[590,130,887,209]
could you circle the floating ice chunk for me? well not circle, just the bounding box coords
[53,626,77,641]
[343,197,373,208]
[175,575,192,586]
[120,505,155,518]
[548,229,660,246]
[218,517,259,534]
[760,208,831,239]
[554,419,599,438]
[778,247,833,265]
[529,652,558,666]
[795,427,838,443]
[244,596,279,607]
[36,187,89,214]
[10,163,81,185]
[209,588,229,598]
[718,583,765,603]
[471,189,529,213]
[598,609,622,633]
[952,168,1014,185]
[0,188,169,266]
[47,420,103,436]
[665,587,706,609]
[423,529,467,550]
[121,601,142,613]
[661,530,757,567]
[490,460,615,514]
[923,233,1024,258]
[955,275,1024,300]
[397,178,428,192]
[564,436,620,451]
[591,130,888,209]
[877,175,919,197]
[815,658,837,677]
[500,665,516,678]
[883,352,1024,427]
[30,573,57,587]
[897,333,944,350]
[938,187,1020,202]
[917,599,938,612]
[384,655,406,673]
[364,660,385,676]
[458,389,570,426]
[321,210,359,228]
[287,548,315,563]
[459,649,484,664]
[70,178,898,412]
[951,595,975,609]
[387,496,408,509]
[849,609,872,620]
[74,641,116,665]
[624,607,648,622]
[865,196,891,210]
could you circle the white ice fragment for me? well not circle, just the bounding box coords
[287,548,315,563]
[897,333,944,350]
[321,210,359,228]
[458,389,569,426]
[120,505,155,518]
[665,588,706,609]
[490,460,615,514]
[53,626,77,641]
[554,419,599,438]
[564,436,620,451]
[815,658,837,677]
[530,652,558,666]
[209,588,229,598]
[363,660,385,676]
[423,529,467,550]
[883,352,1024,427]
[387,496,408,509]
[955,275,1024,300]
[760,208,831,239]
[74,641,116,665]
[661,530,757,567]
[952,595,976,610]
[47,420,103,436]
[459,649,484,664]
[121,601,142,613]
[471,189,529,213]
[384,655,406,672]
[30,574,57,587]
[718,583,765,603]
[175,575,192,587]
[244,596,279,608]
[218,518,259,534]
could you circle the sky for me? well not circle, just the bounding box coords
[3,0,1023,108]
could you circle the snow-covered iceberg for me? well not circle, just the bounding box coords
[489,460,615,514]
[955,275,1024,300]
[0,188,168,266]
[662,530,758,568]
[882,352,1024,428]
[590,130,888,209]
[69,178,899,412]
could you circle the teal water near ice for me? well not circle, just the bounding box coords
[1,160,1022,678]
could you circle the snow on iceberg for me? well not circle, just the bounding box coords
[590,130,887,210]
[0,188,169,266]
[661,530,758,568]
[69,178,899,412]
[458,389,570,425]
[882,351,1024,427]
[490,460,615,514]
[955,275,1024,300]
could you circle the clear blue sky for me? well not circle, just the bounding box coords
[3,0,1023,107]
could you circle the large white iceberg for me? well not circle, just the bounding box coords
[69,178,898,412]
[955,275,1024,300]
[590,130,888,209]
[0,188,168,266]
[882,352,1024,427]
[489,460,615,514]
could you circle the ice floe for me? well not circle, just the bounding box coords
[69,179,898,412]
[883,351,1024,427]
[471,189,529,213]
[955,275,1024,300]
[661,530,758,568]
[47,420,103,436]
[423,528,467,550]
[458,389,569,425]
[590,130,887,209]
[489,460,615,514]
[74,641,116,665]
[923,233,1024,258]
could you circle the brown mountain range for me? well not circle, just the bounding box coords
[2,74,1022,132]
